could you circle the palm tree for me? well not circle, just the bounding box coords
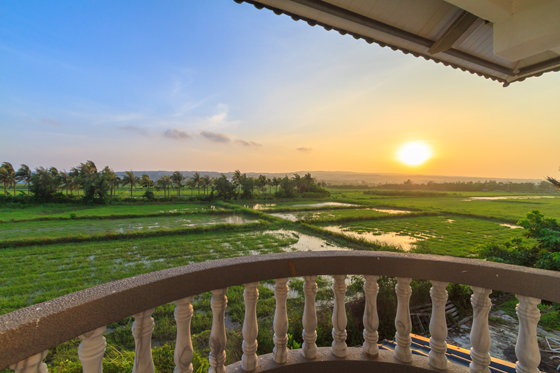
[69,167,81,196]
[201,175,211,196]
[15,164,32,195]
[272,177,280,193]
[0,162,16,195]
[59,171,70,196]
[140,174,154,191]
[156,176,172,197]
[191,172,201,196]
[170,171,186,197]
[256,175,268,195]
[121,171,139,197]
[232,169,242,194]
[547,168,560,190]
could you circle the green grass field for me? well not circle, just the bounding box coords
[1,187,558,372]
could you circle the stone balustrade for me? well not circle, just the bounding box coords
[2,251,560,373]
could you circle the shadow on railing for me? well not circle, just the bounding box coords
[2,251,559,372]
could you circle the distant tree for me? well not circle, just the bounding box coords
[256,175,267,195]
[241,176,255,199]
[271,177,281,193]
[214,174,236,200]
[15,164,32,195]
[170,171,186,197]
[0,162,16,195]
[156,176,172,197]
[121,171,140,197]
[59,171,70,196]
[547,167,560,191]
[140,174,154,191]
[201,175,211,196]
[191,172,201,196]
[232,169,242,195]
[29,166,59,201]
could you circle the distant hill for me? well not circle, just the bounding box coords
[115,170,543,185]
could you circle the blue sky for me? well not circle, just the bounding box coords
[1,0,559,178]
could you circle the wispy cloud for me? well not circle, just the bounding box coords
[297,147,313,152]
[200,130,230,143]
[200,104,240,129]
[163,128,190,140]
[42,118,62,127]
[235,139,262,147]
[119,124,148,136]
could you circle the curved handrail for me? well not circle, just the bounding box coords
[1,250,559,367]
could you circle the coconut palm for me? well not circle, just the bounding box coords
[59,171,70,196]
[121,171,139,197]
[170,171,186,197]
[0,162,16,195]
[232,169,242,194]
[140,174,154,191]
[272,177,281,193]
[191,172,201,196]
[156,176,172,197]
[15,164,32,195]
[201,175,211,196]
[547,168,560,191]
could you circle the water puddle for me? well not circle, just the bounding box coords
[368,208,411,214]
[250,204,276,210]
[269,213,299,221]
[500,223,522,229]
[465,196,558,201]
[262,229,351,252]
[289,202,357,208]
[322,226,424,251]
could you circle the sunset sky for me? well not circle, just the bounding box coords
[1,1,559,180]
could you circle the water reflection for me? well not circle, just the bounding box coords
[465,196,558,201]
[262,229,351,252]
[322,226,423,251]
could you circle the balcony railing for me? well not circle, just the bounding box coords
[1,251,559,372]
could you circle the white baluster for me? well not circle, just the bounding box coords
[242,282,259,372]
[470,287,492,373]
[363,275,379,357]
[515,295,541,373]
[273,278,289,364]
[429,281,449,370]
[332,274,348,358]
[9,350,48,373]
[174,296,194,373]
[209,288,228,373]
[394,277,412,363]
[302,275,318,359]
[79,326,107,373]
[132,308,155,373]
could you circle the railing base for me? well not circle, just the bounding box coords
[226,347,469,372]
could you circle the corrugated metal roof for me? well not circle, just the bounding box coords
[234,0,560,86]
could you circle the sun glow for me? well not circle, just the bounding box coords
[397,142,432,166]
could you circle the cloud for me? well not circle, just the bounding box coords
[119,124,148,136]
[42,118,62,127]
[163,128,190,140]
[235,139,262,147]
[200,130,230,143]
[297,147,313,152]
[201,104,240,129]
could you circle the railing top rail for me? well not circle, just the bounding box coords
[1,250,559,368]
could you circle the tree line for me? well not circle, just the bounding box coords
[362,179,556,193]
[0,161,329,203]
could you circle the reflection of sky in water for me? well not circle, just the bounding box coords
[499,223,522,229]
[322,226,424,252]
[466,196,558,201]
[262,229,350,252]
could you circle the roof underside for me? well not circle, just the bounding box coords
[234,0,560,86]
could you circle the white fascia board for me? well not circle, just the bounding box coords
[494,0,560,60]
[444,0,513,22]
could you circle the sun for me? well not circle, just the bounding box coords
[397,142,432,166]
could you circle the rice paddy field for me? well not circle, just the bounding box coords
[1,188,559,371]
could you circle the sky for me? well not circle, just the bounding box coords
[1,0,559,180]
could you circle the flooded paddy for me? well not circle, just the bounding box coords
[466,196,559,201]
[0,214,256,240]
[268,207,410,222]
[245,202,358,210]
[262,229,351,252]
[322,225,422,251]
